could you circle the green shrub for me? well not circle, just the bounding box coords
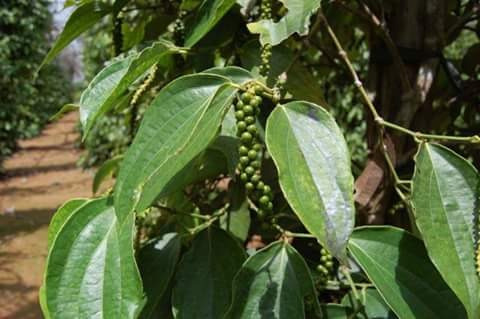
[0,0,72,167]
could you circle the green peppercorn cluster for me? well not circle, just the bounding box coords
[259,44,272,77]
[260,0,272,20]
[172,11,186,45]
[316,248,334,287]
[259,0,273,77]
[234,84,273,216]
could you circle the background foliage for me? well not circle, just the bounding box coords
[0,0,72,169]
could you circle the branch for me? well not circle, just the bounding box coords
[336,0,412,91]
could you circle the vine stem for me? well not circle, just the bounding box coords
[340,266,366,319]
[272,223,316,239]
[318,12,480,145]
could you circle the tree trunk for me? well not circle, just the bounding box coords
[355,0,447,225]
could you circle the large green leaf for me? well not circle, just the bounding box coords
[47,198,87,250]
[139,232,182,319]
[342,288,397,319]
[93,155,123,194]
[172,227,246,318]
[185,0,237,47]
[202,66,254,85]
[265,101,355,261]
[225,241,320,319]
[41,198,88,318]
[321,304,351,318]
[161,148,228,197]
[39,2,111,70]
[411,143,480,319]
[114,73,242,221]
[247,0,321,45]
[80,41,179,136]
[348,226,467,319]
[220,182,251,241]
[44,197,144,319]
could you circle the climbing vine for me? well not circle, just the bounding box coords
[39,1,480,319]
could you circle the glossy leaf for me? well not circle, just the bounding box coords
[39,2,111,70]
[226,241,320,319]
[47,198,87,249]
[172,227,246,319]
[139,232,182,319]
[209,136,239,175]
[203,66,254,85]
[265,101,355,261]
[50,104,79,121]
[348,226,467,319]
[44,197,144,319]
[161,148,228,197]
[342,288,397,319]
[220,182,251,241]
[321,304,351,318]
[93,155,123,194]
[247,0,321,46]
[185,0,237,47]
[411,143,480,319]
[114,73,239,221]
[286,62,327,106]
[80,41,179,136]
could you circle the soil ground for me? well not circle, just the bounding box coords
[0,113,94,319]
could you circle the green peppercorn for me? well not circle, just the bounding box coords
[250,96,262,107]
[243,105,254,115]
[256,181,265,190]
[237,121,247,132]
[248,149,257,160]
[241,92,253,103]
[263,185,272,195]
[241,132,253,143]
[251,160,261,169]
[317,265,329,275]
[239,145,249,155]
[235,100,244,110]
[251,174,261,184]
[253,143,262,151]
[245,166,255,175]
[235,110,245,120]
[247,124,257,134]
[245,116,255,124]
[266,201,273,210]
[240,173,248,181]
[240,156,250,165]
[254,85,263,95]
[245,182,254,191]
[325,261,334,269]
[259,195,269,205]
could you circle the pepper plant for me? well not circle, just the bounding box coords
[39,0,480,318]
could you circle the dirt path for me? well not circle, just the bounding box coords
[0,112,94,319]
